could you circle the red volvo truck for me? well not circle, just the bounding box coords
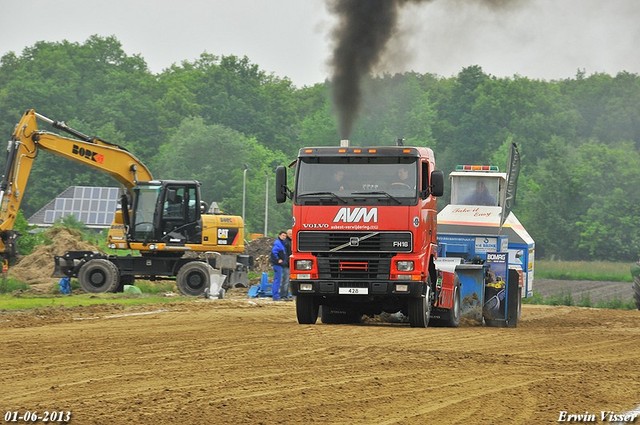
[275,140,463,327]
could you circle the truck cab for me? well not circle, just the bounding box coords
[276,142,457,328]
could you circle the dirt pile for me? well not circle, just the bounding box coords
[8,227,102,287]
[245,236,275,273]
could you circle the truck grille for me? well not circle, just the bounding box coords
[298,231,412,253]
[317,255,391,280]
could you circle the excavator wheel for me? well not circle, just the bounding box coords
[78,259,120,293]
[176,261,214,296]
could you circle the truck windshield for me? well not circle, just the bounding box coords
[132,185,162,240]
[295,159,418,205]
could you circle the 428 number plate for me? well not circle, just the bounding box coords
[338,287,368,295]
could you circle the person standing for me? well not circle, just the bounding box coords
[281,228,293,300]
[270,231,287,301]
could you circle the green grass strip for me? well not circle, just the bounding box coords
[535,260,634,282]
[0,293,192,311]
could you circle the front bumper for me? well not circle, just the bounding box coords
[291,279,424,298]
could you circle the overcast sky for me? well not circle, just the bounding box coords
[1,0,639,87]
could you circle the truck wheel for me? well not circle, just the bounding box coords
[296,295,318,324]
[176,261,214,296]
[408,287,431,328]
[506,286,523,328]
[78,259,120,293]
[633,278,640,310]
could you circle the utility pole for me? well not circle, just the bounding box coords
[242,164,248,224]
[264,173,269,236]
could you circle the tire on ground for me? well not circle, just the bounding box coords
[633,278,640,310]
[408,286,431,328]
[296,295,318,324]
[78,259,121,293]
[506,286,522,328]
[176,261,214,296]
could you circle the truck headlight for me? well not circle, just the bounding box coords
[299,283,313,291]
[396,260,414,271]
[295,260,313,270]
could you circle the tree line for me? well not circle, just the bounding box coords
[1,36,639,261]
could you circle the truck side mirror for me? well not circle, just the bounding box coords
[430,170,444,197]
[275,166,288,203]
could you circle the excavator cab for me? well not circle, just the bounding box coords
[131,180,203,245]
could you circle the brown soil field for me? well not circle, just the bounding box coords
[1,291,639,425]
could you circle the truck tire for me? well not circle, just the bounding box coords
[633,278,640,310]
[78,259,120,293]
[296,295,318,324]
[320,306,362,324]
[176,261,214,296]
[506,286,522,328]
[408,287,432,328]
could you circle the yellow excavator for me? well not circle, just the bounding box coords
[0,109,250,296]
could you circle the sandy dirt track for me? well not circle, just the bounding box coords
[1,294,639,425]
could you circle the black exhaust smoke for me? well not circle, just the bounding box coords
[329,0,403,139]
[328,0,522,140]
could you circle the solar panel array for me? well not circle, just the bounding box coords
[39,186,120,228]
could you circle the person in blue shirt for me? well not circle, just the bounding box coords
[281,229,292,300]
[270,231,288,301]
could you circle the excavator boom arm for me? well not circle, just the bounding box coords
[0,109,153,261]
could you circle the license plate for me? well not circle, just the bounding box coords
[338,287,368,295]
